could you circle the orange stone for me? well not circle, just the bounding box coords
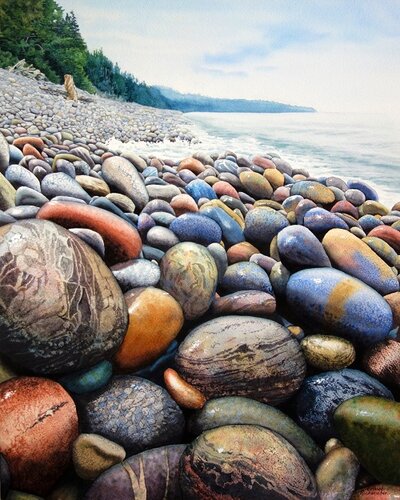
[114,287,184,371]
[170,193,199,216]
[0,377,78,496]
[385,292,400,326]
[227,241,259,264]
[164,368,206,409]
[213,181,240,199]
[177,157,205,174]
[13,136,45,151]
[37,201,142,265]
[22,143,43,159]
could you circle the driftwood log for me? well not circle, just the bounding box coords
[64,74,78,101]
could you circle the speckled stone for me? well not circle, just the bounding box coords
[76,175,110,197]
[175,316,306,405]
[304,207,348,234]
[85,445,186,500]
[286,268,393,346]
[385,291,400,326]
[180,425,319,500]
[188,397,323,470]
[301,335,356,371]
[170,213,222,246]
[72,433,126,480]
[278,225,331,270]
[37,201,142,266]
[0,377,78,496]
[291,180,335,204]
[5,164,41,192]
[334,396,400,485]
[239,171,273,199]
[185,179,217,202]
[295,369,393,442]
[0,220,128,374]
[244,207,289,247]
[221,261,273,294]
[322,229,399,295]
[362,236,399,267]
[102,156,149,210]
[159,242,218,320]
[351,484,400,499]
[114,287,183,372]
[363,339,400,387]
[78,376,184,454]
[200,205,245,247]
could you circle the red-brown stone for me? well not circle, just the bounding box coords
[213,180,240,199]
[22,143,43,160]
[369,225,400,253]
[331,200,359,219]
[13,137,45,151]
[177,157,205,174]
[37,201,142,265]
[252,155,276,169]
[0,377,78,496]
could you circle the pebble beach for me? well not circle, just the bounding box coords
[0,68,400,499]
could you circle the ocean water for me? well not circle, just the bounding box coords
[109,111,400,207]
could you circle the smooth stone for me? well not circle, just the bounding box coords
[0,220,128,374]
[180,425,319,500]
[111,259,160,291]
[105,193,135,213]
[0,172,16,210]
[76,175,110,196]
[322,229,399,295]
[334,396,400,485]
[72,433,126,481]
[286,268,393,345]
[102,156,149,209]
[221,261,273,295]
[54,159,76,178]
[291,180,335,204]
[15,186,49,207]
[278,225,331,270]
[385,291,400,326]
[359,200,389,216]
[9,144,23,164]
[282,194,304,212]
[5,165,41,192]
[121,152,147,171]
[175,316,306,405]
[41,173,91,202]
[150,211,178,227]
[211,290,276,316]
[207,242,228,283]
[0,377,78,496]
[362,236,399,267]
[345,188,366,206]
[141,244,164,263]
[226,241,259,264]
[0,356,16,383]
[170,193,198,216]
[185,179,217,202]
[200,205,245,246]
[0,132,9,172]
[214,158,238,174]
[159,242,218,320]
[177,156,205,174]
[264,168,285,189]
[304,207,348,234]
[170,213,222,246]
[199,199,245,229]
[213,180,240,198]
[363,339,400,387]
[315,447,359,500]
[326,176,348,191]
[347,180,379,201]
[301,335,356,371]
[189,397,323,470]
[85,445,185,500]
[51,195,86,204]
[6,205,39,219]
[244,207,289,247]
[142,199,175,216]
[0,211,15,227]
[146,226,179,251]
[220,195,248,216]
[114,287,183,372]
[58,360,112,395]
[331,200,359,218]
[37,201,142,266]
[295,199,317,225]
[239,171,273,199]
[249,253,277,272]
[78,375,184,454]
[146,184,181,202]
[69,228,105,257]
[295,369,393,442]
[270,261,291,296]
[89,197,135,227]
[0,453,10,498]
[369,225,400,252]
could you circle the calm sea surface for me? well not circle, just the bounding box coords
[111,111,400,207]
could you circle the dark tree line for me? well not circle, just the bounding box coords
[0,0,171,108]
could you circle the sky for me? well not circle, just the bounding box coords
[58,0,400,113]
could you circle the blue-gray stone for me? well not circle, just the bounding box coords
[221,262,273,295]
[170,213,222,246]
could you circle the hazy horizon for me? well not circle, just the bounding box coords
[59,0,400,115]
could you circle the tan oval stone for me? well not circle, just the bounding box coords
[301,335,356,370]
[76,175,110,196]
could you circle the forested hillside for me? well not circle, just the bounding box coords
[0,0,171,108]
